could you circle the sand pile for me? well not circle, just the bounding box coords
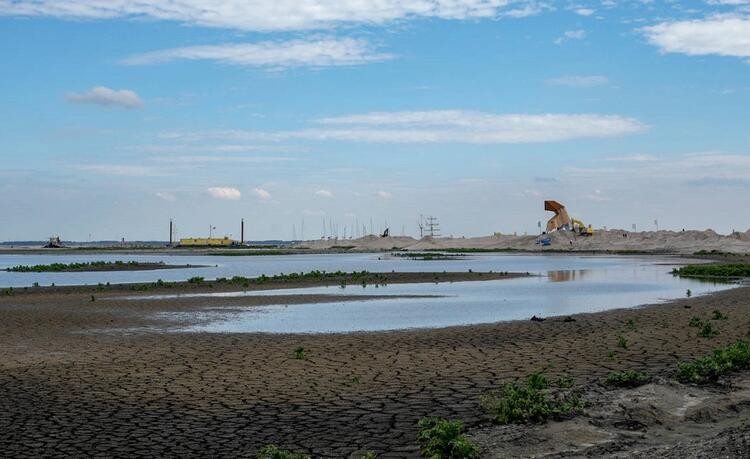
[300,229,750,254]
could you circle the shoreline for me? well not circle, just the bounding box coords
[1,274,749,457]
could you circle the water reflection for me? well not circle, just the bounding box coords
[546,269,592,282]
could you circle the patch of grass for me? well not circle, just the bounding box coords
[416,417,479,459]
[604,370,651,388]
[6,260,167,272]
[689,316,703,327]
[711,310,728,320]
[699,322,719,338]
[2,287,14,296]
[187,276,204,284]
[293,347,306,360]
[625,319,636,331]
[257,445,310,459]
[479,373,583,425]
[672,263,750,279]
[617,335,628,350]
[357,451,377,459]
[676,340,750,384]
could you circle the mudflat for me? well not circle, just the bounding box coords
[1,276,749,457]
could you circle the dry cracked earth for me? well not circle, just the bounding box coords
[2,283,750,457]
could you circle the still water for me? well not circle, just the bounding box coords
[0,253,733,333]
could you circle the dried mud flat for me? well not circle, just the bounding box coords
[1,278,750,457]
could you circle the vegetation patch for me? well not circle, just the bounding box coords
[672,264,750,279]
[257,445,309,459]
[6,260,171,272]
[699,322,719,338]
[604,370,651,388]
[416,417,479,459]
[480,373,583,425]
[676,340,750,384]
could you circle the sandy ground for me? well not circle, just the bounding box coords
[1,271,750,457]
[302,229,750,255]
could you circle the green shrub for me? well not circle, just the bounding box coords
[416,417,479,459]
[479,373,582,424]
[617,335,628,350]
[676,341,750,384]
[357,451,377,459]
[293,347,306,360]
[699,322,718,338]
[187,276,204,284]
[257,445,309,459]
[604,370,651,388]
[689,316,703,327]
[711,310,728,320]
[672,264,750,278]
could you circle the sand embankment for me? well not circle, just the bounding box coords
[301,229,750,254]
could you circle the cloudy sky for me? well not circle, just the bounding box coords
[1,0,749,241]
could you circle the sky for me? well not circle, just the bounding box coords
[1,0,749,241]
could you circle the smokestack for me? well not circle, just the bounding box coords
[169,219,173,246]
[241,218,244,245]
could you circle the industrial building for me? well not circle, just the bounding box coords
[178,237,235,247]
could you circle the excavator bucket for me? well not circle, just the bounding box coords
[544,200,572,233]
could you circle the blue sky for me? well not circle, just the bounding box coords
[1,1,749,241]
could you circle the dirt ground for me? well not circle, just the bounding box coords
[1,278,750,457]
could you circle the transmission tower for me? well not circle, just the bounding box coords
[425,216,441,238]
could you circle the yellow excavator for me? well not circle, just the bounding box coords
[544,201,593,236]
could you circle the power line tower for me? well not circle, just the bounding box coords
[417,214,424,238]
[425,216,441,238]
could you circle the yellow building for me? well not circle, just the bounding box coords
[179,237,235,247]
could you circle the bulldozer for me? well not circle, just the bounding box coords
[544,201,593,236]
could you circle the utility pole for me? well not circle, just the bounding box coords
[241,218,244,245]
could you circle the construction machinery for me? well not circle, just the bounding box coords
[544,200,593,236]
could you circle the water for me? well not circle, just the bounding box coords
[0,253,733,333]
[0,252,692,288]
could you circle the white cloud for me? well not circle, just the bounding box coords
[546,75,609,87]
[122,38,393,68]
[554,29,586,45]
[252,187,272,200]
[605,154,658,162]
[574,8,595,16]
[376,190,392,198]
[65,86,143,109]
[307,110,646,143]
[315,189,334,197]
[207,187,242,200]
[161,111,646,144]
[155,191,176,201]
[642,16,750,59]
[76,164,164,176]
[0,0,546,31]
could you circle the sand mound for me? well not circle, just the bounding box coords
[299,229,750,254]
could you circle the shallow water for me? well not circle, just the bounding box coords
[0,253,734,333]
[171,266,731,333]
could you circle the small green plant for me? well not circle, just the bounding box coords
[479,373,582,425]
[187,276,204,284]
[617,335,628,350]
[625,319,636,330]
[351,375,362,384]
[686,289,692,298]
[607,351,616,360]
[90,295,96,302]
[257,445,310,459]
[699,322,718,338]
[555,376,574,389]
[689,316,703,327]
[676,340,750,384]
[32,282,39,288]
[293,347,306,360]
[357,451,377,459]
[604,370,651,388]
[416,417,479,459]
[711,310,728,320]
